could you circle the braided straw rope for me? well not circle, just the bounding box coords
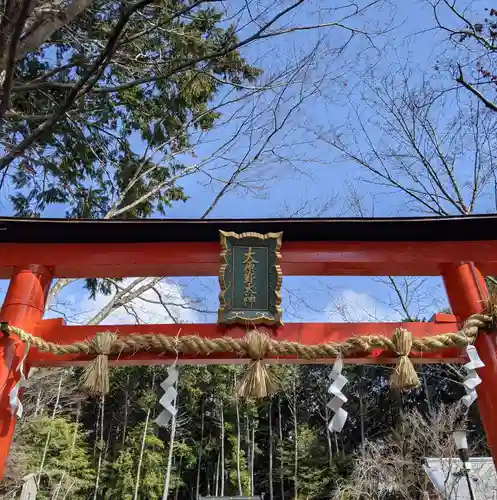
[3,312,493,397]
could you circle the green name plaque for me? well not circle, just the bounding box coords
[218,231,283,326]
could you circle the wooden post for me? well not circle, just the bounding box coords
[0,265,52,479]
[441,262,497,467]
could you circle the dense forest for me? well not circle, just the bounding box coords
[1,361,488,499]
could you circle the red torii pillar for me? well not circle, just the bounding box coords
[0,265,52,479]
[442,263,497,467]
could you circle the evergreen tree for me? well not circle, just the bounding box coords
[105,422,165,500]
[12,414,94,499]
[290,425,333,499]
[2,351,487,499]
[4,1,262,219]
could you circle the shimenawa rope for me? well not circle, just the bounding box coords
[2,312,493,398]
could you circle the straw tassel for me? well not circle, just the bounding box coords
[390,328,420,390]
[236,330,277,399]
[81,332,118,395]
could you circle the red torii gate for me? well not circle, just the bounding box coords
[1,215,497,478]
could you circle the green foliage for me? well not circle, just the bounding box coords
[295,425,333,498]
[169,439,197,491]
[105,422,165,500]
[13,414,94,499]
[7,0,261,219]
[279,424,333,499]
[227,434,251,493]
[5,361,487,500]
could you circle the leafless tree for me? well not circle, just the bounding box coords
[314,68,497,215]
[333,404,474,500]
[373,276,446,322]
[430,0,497,113]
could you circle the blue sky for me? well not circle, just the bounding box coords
[2,0,494,324]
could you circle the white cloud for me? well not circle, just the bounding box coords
[50,278,201,325]
[327,289,401,323]
[101,279,200,325]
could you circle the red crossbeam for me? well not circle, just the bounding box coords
[3,241,497,279]
[28,316,466,367]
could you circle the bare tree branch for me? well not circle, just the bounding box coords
[456,65,497,113]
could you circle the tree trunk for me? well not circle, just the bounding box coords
[134,371,156,500]
[246,415,251,495]
[133,405,151,500]
[220,400,225,496]
[122,375,130,445]
[359,380,365,454]
[359,366,368,455]
[71,402,81,455]
[174,447,184,500]
[104,422,112,462]
[196,399,205,500]
[423,374,433,414]
[92,396,101,459]
[359,394,365,453]
[162,389,178,500]
[324,405,333,469]
[34,384,43,415]
[215,452,220,496]
[292,370,298,500]
[38,373,63,484]
[269,401,274,500]
[251,421,255,495]
[278,396,284,500]
[93,394,106,500]
[235,385,243,496]
[14,0,95,66]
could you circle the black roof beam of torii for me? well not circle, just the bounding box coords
[1,214,497,243]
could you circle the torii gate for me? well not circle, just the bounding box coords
[1,215,497,479]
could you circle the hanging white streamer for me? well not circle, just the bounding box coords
[327,357,348,433]
[155,365,179,427]
[460,345,485,409]
[9,342,30,418]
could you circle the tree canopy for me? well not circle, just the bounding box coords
[3,0,261,217]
